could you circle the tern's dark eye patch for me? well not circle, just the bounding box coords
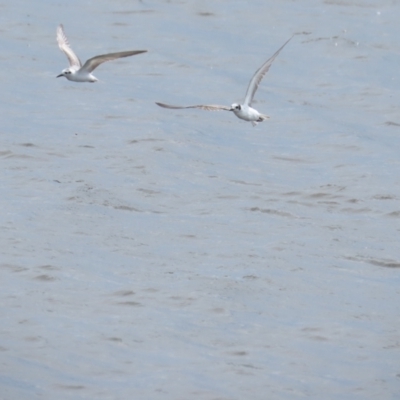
[236,105,241,110]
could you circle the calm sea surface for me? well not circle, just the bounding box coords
[1,0,399,399]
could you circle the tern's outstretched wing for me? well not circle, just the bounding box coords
[243,36,293,106]
[81,50,147,73]
[156,102,231,111]
[57,24,82,68]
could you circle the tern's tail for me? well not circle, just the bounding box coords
[252,114,270,127]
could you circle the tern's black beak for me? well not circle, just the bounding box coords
[56,74,63,78]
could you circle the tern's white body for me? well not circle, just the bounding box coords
[230,103,269,126]
[56,24,146,83]
[156,36,293,126]
[59,67,98,82]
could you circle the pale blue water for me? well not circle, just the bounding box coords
[1,0,400,399]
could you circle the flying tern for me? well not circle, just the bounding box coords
[156,36,293,126]
[56,24,147,82]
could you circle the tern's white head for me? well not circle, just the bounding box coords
[57,68,72,78]
[230,103,242,112]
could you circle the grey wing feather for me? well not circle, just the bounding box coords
[81,50,147,72]
[244,35,293,106]
[57,24,82,68]
[155,102,230,111]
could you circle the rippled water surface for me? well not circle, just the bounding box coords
[1,0,400,399]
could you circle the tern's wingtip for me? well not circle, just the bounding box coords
[293,31,312,36]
